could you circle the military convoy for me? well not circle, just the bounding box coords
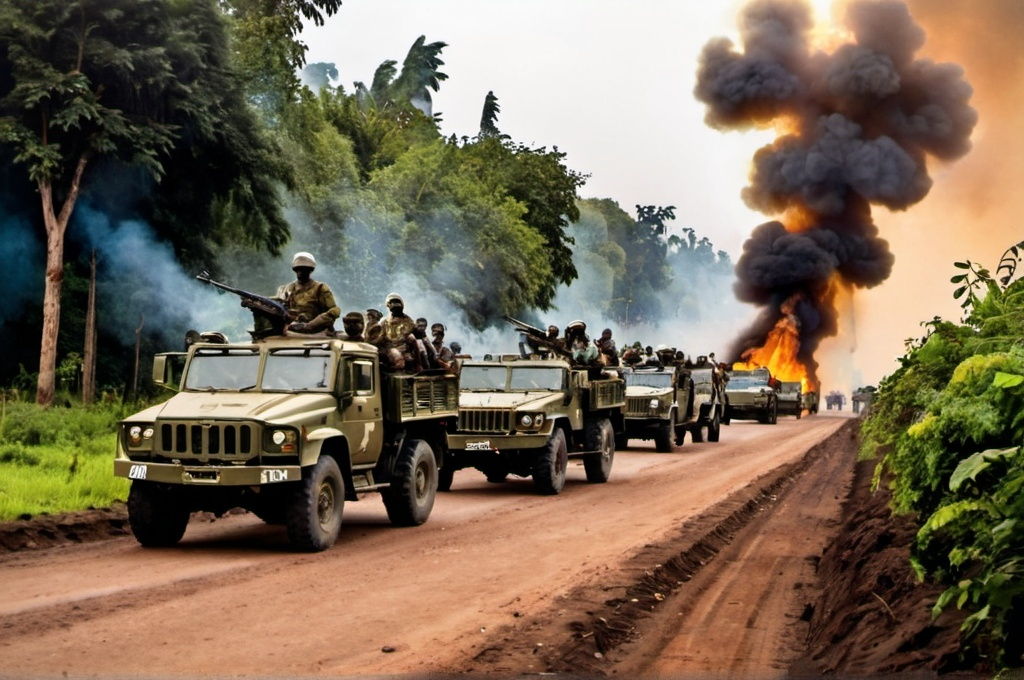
[114,333,458,551]
[442,357,625,494]
[618,360,727,452]
[724,367,779,424]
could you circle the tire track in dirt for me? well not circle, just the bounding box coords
[443,418,859,676]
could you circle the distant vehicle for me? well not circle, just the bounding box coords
[724,367,779,424]
[776,381,803,419]
[825,390,846,411]
[802,389,819,415]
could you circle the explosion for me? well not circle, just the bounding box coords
[696,0,977,384]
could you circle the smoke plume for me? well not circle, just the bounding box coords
[696,0,976,382]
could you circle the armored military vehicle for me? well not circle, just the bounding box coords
[114,333,458,551]
[776,381,803,419]
[618,360,727,451]
[442,357,625,494]
[724,366,779,424]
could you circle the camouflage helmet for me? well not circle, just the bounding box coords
[291,251,316,270]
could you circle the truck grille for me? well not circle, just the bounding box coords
[158,421,257,457]
[458,409,512,433]
[624,396,654,417]
[592,380,626,409]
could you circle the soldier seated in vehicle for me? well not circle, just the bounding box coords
[595,328,619,367]
[373,293,417,371]
[340,312,365,342]
[565,320,598,366]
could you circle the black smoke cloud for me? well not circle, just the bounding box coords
[695,0,976,379]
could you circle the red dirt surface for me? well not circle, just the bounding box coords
[0,416,986,678]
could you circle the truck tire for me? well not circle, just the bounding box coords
[437,464,455,492]
[583,418,614,483]
[654,410,675,453]
[708,409,721,442]
[533,428,568,495]
[770,399,779,424]
[382,439,437,526]
[286,455,345,551]
[128,482,190,547]
[691,420,705,443]
[614,431,629,451]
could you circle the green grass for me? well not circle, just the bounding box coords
[0,399,137,521]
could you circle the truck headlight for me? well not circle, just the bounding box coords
[266,428,298,453]
[518,413,544,429]
[127,425,154,448]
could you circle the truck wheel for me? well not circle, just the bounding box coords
[654,410,675,453]
[583,418,614,483]
[708,410,721,442]
[614,431,629,451]
[437,464,455,492]
[691,421,705,443]
[127,482,190,548]
[382,439,437,526]
[286,455,345,551]
[533,428,568,495]
[770,400,778,424]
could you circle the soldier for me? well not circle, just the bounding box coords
[450,341,468,359]
[374,293,417,370]
[564,320,598,365]
[340,312,365,342]
[595,328,619,367]
[276,252,340,334]
[365,308,383,344]
[431,323,455,369]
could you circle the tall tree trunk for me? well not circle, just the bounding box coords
[82,250,98,405]
[35,154,90,407]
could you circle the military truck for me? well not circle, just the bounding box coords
[802,389,819,415]
[776,381,803,419]
[724,366,779,424]
[114,333,458,552]
[442,357,625,494]
[618,361,727,452]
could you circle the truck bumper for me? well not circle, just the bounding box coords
[446,432,549,452]
[114,458,301,486]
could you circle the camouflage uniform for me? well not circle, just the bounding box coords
[278,279,340,332]
[375,293,416,369]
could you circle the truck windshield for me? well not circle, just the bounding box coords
[460,365,508,391]
[728,371,770,388]
[625,370,673,388]
[263,349,334,391]
[184,350,260,391]
[508,367,563,391]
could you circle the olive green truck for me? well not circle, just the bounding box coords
[442,357,625,495]
[114,334,458,551]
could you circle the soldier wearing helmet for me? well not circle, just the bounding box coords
[595,327,618,367]
[374,293,417,370]
[564,320,598,365]
[275,252,340,334]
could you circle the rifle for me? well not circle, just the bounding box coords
[196,271,293,336]
[502,315,573,360]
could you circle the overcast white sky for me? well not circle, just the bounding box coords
[301,1,1021,390]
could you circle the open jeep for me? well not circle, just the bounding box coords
[114,334,458,551]
[442,357,625,494]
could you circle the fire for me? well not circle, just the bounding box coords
[731,293,811,386]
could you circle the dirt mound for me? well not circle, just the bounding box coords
[792,457,977,676]
[0,503,131,553]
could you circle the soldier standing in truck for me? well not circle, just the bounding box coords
[431,323,455,369]
[243,252,340,336]
[595,328,619,367]
[340,311,366,341]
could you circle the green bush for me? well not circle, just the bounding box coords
[863,244,1024,670]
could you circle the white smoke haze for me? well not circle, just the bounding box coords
[0,212,42,333]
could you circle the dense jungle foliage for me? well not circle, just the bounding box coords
[0,0,733,399]
[862,241,1024,670]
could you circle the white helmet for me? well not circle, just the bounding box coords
[291,251,316,270]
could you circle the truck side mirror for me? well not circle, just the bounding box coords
[152,352,185,391]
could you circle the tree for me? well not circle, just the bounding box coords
[479,91,501,138]
[223,0,343,118]
[0,0,289,405]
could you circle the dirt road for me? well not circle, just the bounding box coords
[0,413,856,678]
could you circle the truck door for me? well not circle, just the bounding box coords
[342,359,384,465]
